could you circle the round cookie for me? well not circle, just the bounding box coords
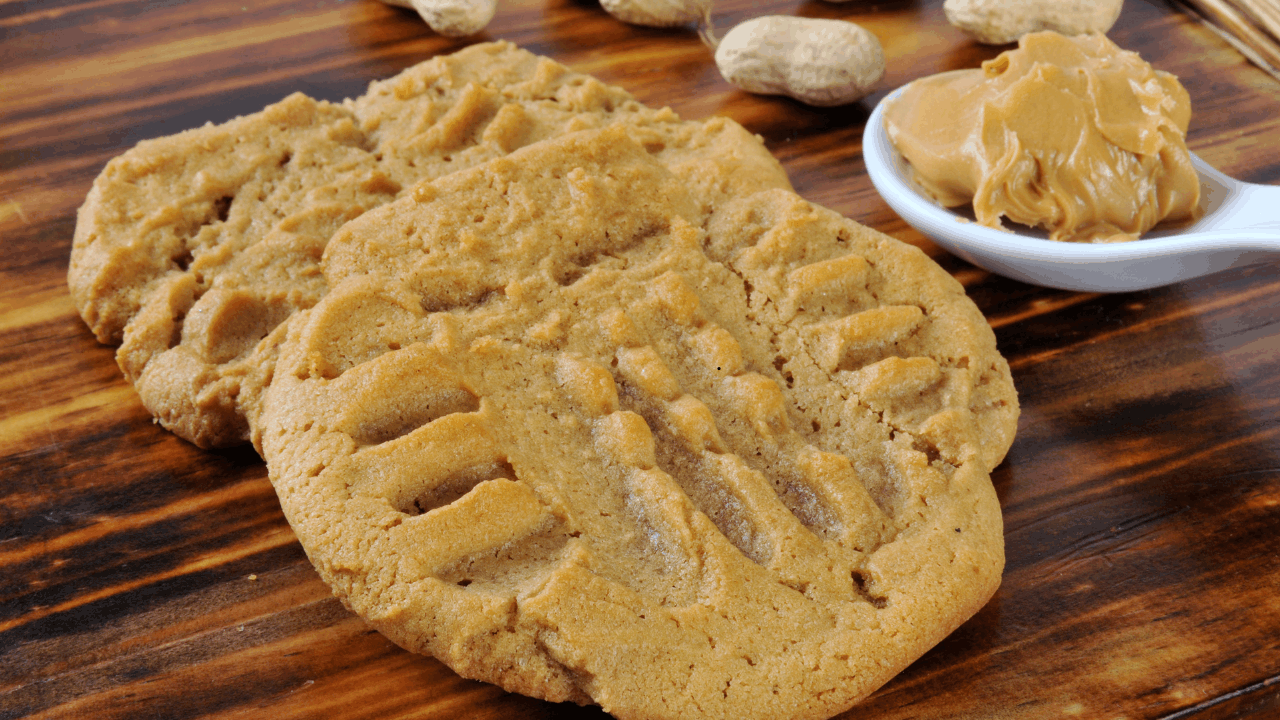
[260,127,1018,719]
[69,41,790,448]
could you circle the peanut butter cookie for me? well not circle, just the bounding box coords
[260,127,1017,719]
[69,42,789,448]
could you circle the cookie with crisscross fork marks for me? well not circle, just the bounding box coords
[260,126,1018,719]
[69,41,788,449]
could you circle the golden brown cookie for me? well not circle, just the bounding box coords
[69,42,789,448]
[260,127,1017,719]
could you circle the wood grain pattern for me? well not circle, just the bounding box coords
[2,0,1278,718]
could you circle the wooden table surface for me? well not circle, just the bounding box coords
[3,0,1279,718]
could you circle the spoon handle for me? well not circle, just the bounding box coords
[1222,182,1280,239]
[1191,157,1280,246]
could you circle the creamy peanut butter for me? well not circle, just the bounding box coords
[884,31,1201,243]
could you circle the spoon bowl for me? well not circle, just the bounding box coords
[862,81,1280,292]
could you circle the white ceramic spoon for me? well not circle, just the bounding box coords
[862,82,1280,292]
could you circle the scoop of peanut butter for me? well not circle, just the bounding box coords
[884,31,1201,243]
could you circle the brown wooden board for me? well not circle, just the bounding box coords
[2,1,1278,718]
